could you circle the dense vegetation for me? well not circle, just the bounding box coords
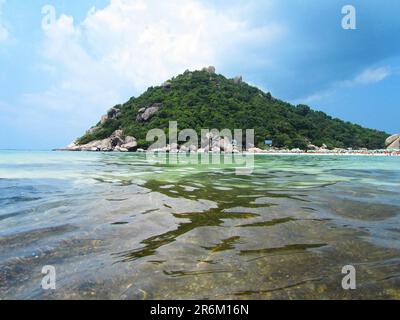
[77,69,389,149]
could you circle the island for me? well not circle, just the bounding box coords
[60,67,400,156]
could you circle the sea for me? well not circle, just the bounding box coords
[1,150,400,299]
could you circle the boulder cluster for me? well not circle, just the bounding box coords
[136,103,162,122]
[84,107,121,136]
[101,107,121,125]
[202,66,216,74]
[64,130,137,152]
[306,143,329,151]
[149,132,241,153]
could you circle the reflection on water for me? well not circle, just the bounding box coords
[239,243,327,256]
[116,210,258,263]
[0,151,400,299]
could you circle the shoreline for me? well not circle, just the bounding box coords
[54,149,400,157]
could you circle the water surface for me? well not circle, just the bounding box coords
[1,151,400,299]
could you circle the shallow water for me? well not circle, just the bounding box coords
[0,151,400,299]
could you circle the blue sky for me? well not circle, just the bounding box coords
[0,0,399,150]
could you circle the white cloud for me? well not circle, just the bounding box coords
[295,65,392,105]
[16,0,286,146]
[295,90,333,105]
[27,0,284,119]
[344,66,391,86]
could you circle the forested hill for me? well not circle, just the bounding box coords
[76,68,389,150]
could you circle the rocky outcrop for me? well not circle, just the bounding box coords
[136,103,162,122]
[233,76,242,84]
[306,143,329,151]
[247,147,263,153]
[81,107,121,137]
[62,142,81,151]
[385,134,400,149]
[121,136,138,150]
[101,107,121,125]
[202,66,216,74]
[85,126,100,135]
[162,81,172,90]
[307,144,319,151]
[219,138,233,152]
[62,130,137,152]
[144,133,239,153]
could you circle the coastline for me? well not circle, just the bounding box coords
[54,149,400,156]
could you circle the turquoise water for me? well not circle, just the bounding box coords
[1,151,400,299]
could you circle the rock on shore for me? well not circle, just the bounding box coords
[61,130,137,152]
[385,134,400,149]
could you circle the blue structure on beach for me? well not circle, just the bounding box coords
[264,140,273,146]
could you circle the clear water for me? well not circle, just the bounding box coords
[1,151,400,299]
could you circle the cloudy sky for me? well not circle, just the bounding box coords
[0,0,399,149]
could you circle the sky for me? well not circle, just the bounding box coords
[0,0,399,150]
